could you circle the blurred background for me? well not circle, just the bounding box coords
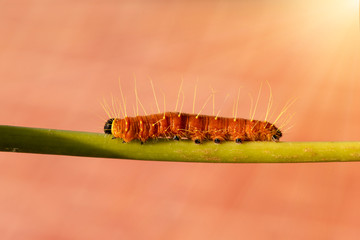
[0,0,359,239]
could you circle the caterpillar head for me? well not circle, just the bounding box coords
[104,118,114,134]
[104,117,136,142]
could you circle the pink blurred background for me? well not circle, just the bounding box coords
[1,0,360,239]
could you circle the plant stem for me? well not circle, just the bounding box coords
[0,125,360,163]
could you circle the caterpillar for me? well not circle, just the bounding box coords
[102,79,293,144]
[104,112,282,144]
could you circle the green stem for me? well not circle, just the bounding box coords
[0,125,359,163]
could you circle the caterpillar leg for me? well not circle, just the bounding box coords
[213,136,225,144]
[210,133,226,144]
[232,136,244,144]
[109,135,126,143]
[192,134,205,144]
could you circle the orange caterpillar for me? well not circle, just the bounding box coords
[104,112,282,144]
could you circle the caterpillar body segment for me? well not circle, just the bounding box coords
[104,112,282,144]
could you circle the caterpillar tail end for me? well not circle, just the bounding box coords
[271,129,282,142]
[104,118,114,134]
